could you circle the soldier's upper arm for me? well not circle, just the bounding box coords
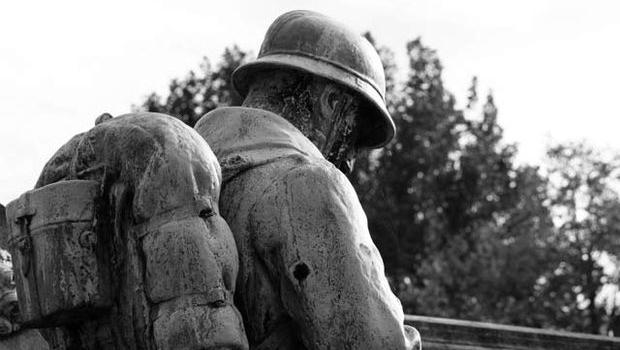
[249,159,411,349]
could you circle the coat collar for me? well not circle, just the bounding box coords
[195,107,323,182]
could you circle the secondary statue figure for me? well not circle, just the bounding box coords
[7,113,248,350]
[195,10,422,350]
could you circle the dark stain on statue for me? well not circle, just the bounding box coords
[293,262,310,282]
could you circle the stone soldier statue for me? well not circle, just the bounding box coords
[195,10,421,350]
[7,113,248,349]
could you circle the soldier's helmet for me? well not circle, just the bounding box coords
[232,10,395,148]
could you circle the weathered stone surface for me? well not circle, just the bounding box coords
[9,113,247,349]
[5,180,110,327]
[0,329,49,350]
[195,107,419,349]
[406,315,620,350]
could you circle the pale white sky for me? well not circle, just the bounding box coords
[1,0,619,204]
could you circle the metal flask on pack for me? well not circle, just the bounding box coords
[5,180,112,327]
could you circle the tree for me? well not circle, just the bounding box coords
[352,37,465,293]
[351,37,564,329]
[137,45,250,126]
[542,142,620,334]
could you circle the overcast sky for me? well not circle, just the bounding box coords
[1,0,619,204]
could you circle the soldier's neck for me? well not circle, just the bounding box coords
[241,77,310,128]
[241,76,356,171]
[242,92,288,119]
[242,83,320,146]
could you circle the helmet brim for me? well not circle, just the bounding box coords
[232,54,395,149]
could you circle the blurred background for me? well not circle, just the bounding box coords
[1,0,620,336]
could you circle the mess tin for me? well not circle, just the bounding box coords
[5,180,112,327]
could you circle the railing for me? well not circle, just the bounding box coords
[405,315,620,350]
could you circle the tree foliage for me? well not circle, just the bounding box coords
[350,37,562,328]
[136,45,249,126]
[540,143,620,334]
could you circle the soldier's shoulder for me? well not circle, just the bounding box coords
[278,156,354,197]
